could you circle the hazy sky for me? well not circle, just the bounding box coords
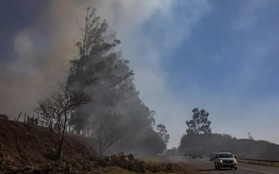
[1,0,279,148]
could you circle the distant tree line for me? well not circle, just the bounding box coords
[179,133,279,160]
[179,108,279,160]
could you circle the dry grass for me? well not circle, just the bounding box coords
[0,120,202,173]
[139,156,203,174]
[238,158,279,167]
[107,166,176,174]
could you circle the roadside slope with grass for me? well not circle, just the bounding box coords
[0,120,201,173]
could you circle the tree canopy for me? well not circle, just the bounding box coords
[65,7,166,155]
[157,124,170,145]
[186,108,211,135]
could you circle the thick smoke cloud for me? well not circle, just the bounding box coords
[0,0,82,117]
[0,0,168,116]
[0,0,210,147]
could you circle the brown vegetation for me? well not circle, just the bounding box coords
[0,120,181,173]
[0,120,94,173]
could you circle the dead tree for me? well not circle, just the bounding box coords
[91,113,125,156]
[36,86,90,159]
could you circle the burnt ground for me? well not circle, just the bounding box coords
[0,120,194,174]
[0,119,98,173]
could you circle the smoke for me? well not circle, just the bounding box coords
[0,0,156,115]
[0,0,210,147]
[0,0,81,117]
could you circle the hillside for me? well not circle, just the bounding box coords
[0,119,97,173]
[0,120,182,174]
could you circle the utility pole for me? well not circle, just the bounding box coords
[248,132,253,140]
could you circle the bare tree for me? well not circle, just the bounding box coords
[91,112,124,156]
[36,86,90,159]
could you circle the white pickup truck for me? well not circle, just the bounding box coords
[210,152,238,170]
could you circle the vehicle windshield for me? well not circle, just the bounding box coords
[219,154,233,158]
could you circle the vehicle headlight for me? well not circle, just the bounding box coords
[220,160,223,163]
[234,159,237,164]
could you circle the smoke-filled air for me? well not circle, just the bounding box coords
[1,1,279,173]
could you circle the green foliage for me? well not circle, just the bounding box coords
[186,108,211,135]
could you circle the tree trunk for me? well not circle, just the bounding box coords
[56,142,62,159]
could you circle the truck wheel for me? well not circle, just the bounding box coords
[234,167,237,170]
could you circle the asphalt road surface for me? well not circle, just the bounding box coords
[186,158,279,174]
[166,156,279,174]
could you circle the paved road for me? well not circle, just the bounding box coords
[186,158,279,174]
[166,156,279,174]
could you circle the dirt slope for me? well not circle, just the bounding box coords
[0,120,98,173]
[0,120,199,174]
